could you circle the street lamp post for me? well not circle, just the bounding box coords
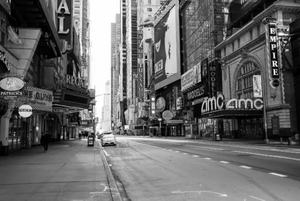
[158,118,162,137]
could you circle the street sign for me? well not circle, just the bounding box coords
[18,104,33,118]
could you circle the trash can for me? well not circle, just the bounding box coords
[215,133,220,141]
[87,136,94,147]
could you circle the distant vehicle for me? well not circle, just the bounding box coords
[97,131,108,139]
[100,132,116,146]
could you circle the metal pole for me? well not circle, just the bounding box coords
[159,121,161,137]
[262,18,270,144]
[143,122,145,137]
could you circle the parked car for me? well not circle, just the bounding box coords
[101,132,117,146]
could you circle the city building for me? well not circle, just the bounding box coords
[125,0,138,131]
[100,80,111,131]
[179,0,223,138]
[111,14,121,132]
[213,0,300,140]
[0,0,61,155]
[0,0,93,155]
[151,0,183,136]
[128,0,162,134]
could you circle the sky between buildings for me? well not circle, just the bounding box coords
[90,0,120,117]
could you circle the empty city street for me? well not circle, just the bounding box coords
[102,136,300,201]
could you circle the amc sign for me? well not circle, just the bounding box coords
[201,94,263,114]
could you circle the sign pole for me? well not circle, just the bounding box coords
[158,118,162,137]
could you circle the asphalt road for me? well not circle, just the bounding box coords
[102,136,300,201]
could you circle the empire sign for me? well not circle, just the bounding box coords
[263,17,280,88]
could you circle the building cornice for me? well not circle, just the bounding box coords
[221,34,265,63]
[215,1,300,51]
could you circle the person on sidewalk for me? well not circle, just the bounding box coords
[41,132,51,152]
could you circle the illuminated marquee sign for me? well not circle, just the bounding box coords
[209,61,217,96]
[65,74,87,88]
[57,0,72,45]
[187,86,205,100]
[201,94,263,113]
[263,18,280,88]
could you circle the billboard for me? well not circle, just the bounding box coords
[181,62,201,91]
[154,5,179,86]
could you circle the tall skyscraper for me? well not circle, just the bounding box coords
[101,81,111,131]
[111,14,121,131]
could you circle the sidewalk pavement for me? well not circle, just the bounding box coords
[0,138,122,201]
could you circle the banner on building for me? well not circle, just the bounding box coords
[154,5,178,84]
[253,75,262,98]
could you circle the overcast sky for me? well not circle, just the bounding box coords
[89,0,120,117]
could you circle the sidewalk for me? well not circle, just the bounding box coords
[0,139,121,201]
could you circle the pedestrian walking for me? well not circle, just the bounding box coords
[41,132,51,152]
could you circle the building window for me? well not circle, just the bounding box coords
[235,61,260,99]
[148,0,151,5]
[147,8,152,12]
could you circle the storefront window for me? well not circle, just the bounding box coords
[8,113,22,150]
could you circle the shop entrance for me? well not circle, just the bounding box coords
[238,117,263,139]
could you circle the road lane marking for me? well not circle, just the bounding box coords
[192,155,199,157]
[183,153,188,155]
[233,150,300,161]
[249,195,266,201]
[187,143,300,154]
[174,150,180,153]
[172,190,227,197]
[204,157,211,160]
[240,166,252,169]
[103,150,109,157]
[268,172,287,177]
[168,149,173,151]
[220,161,229,164]
[187,145,224,151]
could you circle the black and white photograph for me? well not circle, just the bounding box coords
[1,0,300,201]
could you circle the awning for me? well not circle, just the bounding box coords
[53,88,92,110]
[165,119,184,125]
[11,0,61,58]
[15,86,53,112]
[201,109,263,119]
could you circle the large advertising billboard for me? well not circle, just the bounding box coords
[154,4,179,87]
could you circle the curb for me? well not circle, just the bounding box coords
[97,140,123,201]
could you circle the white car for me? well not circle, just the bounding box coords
[101,132,117,146]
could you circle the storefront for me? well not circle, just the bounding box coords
[52,73,93,139]
[11,86,54,149]
[200,94,264,139]
[214,3,300,139]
